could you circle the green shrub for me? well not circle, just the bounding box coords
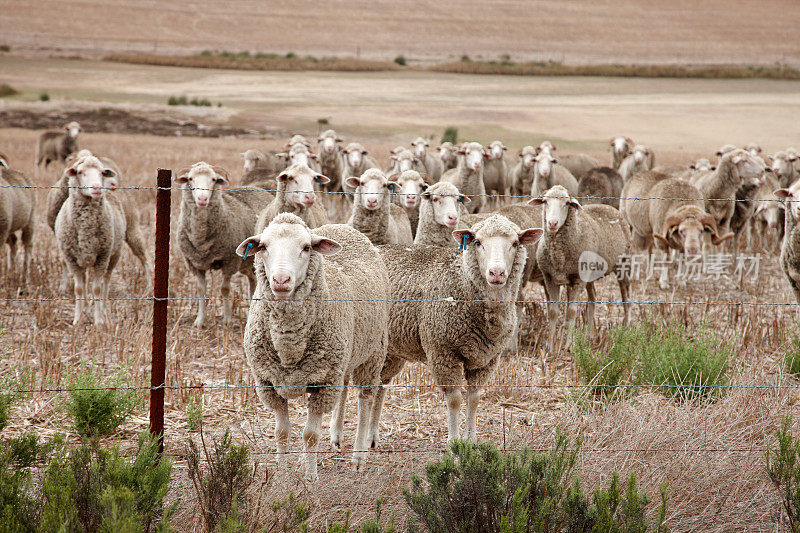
[634,321,731,402]
[286,52,297,59]
[460,55,471,62]
[39,91,50,101]
[200,50,213,56]
[394,55,407,66]
[63,365,144,438]
[573,327,637,401]
[0,44,10,52]
[0,368,34,432]
[187,430,253,532]
[767,415,800,531]
[0,447,41,531]
[403,434,668,533]
[0,83,18,97]
[441,127,458,145]
[185,394,204,432]
[269,492,311,532]
[39,433,174,533]
[785,337,800,377]
[4,432,49,468]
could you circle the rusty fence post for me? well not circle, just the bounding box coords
[150,168,171,452]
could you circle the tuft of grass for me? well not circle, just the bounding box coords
[168,95,187,105]
[785,337,800,377]
[0,83,18,97]
[441,127,458,145]
[573,327,637,401]
[767,415,800,531]
[394,55,407,66]
[0,44,10,52]
[63,364,144,439]
[38,91,50,101]
[460,54,471,62]
[185,394,203,432]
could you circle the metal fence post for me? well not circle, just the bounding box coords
[150,168,171,452]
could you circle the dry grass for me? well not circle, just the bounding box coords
[105,53,400,73]
[0,126,798,530]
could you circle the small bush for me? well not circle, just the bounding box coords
[574,327,637,401]
[187,430,253,532]
[168,95,186,105]
[0,44,10,52]
[0,83,18,97]
[63,364,144,438]
[394,55,407,66]
[460,55,471,62]
[5,432,48,468]
[185,394,204,432]
[403,433,668,532]
[785,337,800,377]
[441,127,458,145]
[0,446,41,530]
[286,52,297,59]
[39,91,50,101]
[0,368,34,432]
[189,97,212,107]
[767,415,800,531]
[200,50,213,56]
[269,492,311,532]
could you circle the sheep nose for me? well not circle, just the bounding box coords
[406,195,417,205]
[547,221,558,232]
[302,193,316,206]
[446,215,458,227]
[366,198,378,208]
[488,268,507,285]
[195,197,208,207]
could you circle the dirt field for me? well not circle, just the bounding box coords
[2,0,800,66]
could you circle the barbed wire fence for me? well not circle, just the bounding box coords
[0,166,796,462]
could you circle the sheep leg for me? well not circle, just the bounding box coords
[273,398,291,469]
[6,234,16,273]
[352,387,375,472]
[444,387,463,443]
[464,365,493,441]
[563,283,582,350]
[193,269,207,328]
[90,268,105,325]
[21,223,33,286]
[329,378,348,449]
[585,282,596,333]
[370,355,406,449]
[302,403,324,481]
[125,224,152,288]
[543,276,561,352]
[70,266,86,326]
[220,273,233,326]
[619,277,632,326]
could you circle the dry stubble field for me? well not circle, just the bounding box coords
[1,58,800,530]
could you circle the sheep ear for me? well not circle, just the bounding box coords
[528,197,545,206]
[236,236,264,258]
[459,195,471,204]
[176,167,192,183]
[310,235,341,255]
[711,231,734,245]
[345,176,361,188]
[421,190,432,200]
[212,166,229,183]
[518,228,543,245]
[775,189,792,200]
[387,181,401,193]
[452,229,474,248]
[336,137,344,142]
[361,150,368,155]
[653,233,671,247]
[309,154,319,161]
[689,164,697,170]
[276,172,290,182]
[568,198,582,210]
[314,173,331,185]
[341,148,349,154]
[710,166,716,171]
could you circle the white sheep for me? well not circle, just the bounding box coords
[256,163,330,232]
[0,161,35,285]
[238,213,389,479]
[346,169,413,245]
[36,121,81,170]
[316,129,344,194]
[387,147,424,176]
[442,142,487,213]
[411,137,444,180]
[775,182,800,315]
[609,136,634,170]
[375,215,542,443]
[618,144,653,182]
[392,170,431,236]
[530,152,579,197]
[341,142,380,197]
[413,181,470,247]
[509,146,537,195]
[483,140,510,201]
[436,142,459,171]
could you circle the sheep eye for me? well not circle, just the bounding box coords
[512,241,519,248]
[302,245,311,253]
[215,178,225,184]
[473,240,481,247]
[102,170,114,178]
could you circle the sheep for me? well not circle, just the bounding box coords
[692,149,766,237]
[46,151,151,291]
[0,163,35,284]
[256,163,329,233]
[509,146,537,195]
[535,141,599,180]
[413,182,470,247]
[279,143,321,172]
[177,161,274,327]
[750,172,782,253]
[387,148,424,176]
[610,136,634,169]
[346,169,413,245]
[442,141,487,213]
[240,149,283,186]
[577,167,624,209]
[772,150,800,188]
[237,213,389,478]
[286,134,311,149]
[436,142,459,171]
[774,182,800,314]
[54,155,126,325]
[745,143,763,158]
[36,121,81,169]
[618,144,653,182]
[392,170,431,236]
[483,140,510,201]
[316,129,344,194]
[341,142,380,196]
[730,169,767,254]
[411,137,444,181]
[530,186,631,347]
[536,141,556,155]
[374,215,542,443]
[530,152,579,197]
[621,171,731,288]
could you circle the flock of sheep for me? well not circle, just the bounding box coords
[1,121,799,479]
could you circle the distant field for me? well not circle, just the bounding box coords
[1,0,799,66]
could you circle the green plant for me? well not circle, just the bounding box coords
[185,394,204,432]
[460,55,471,62]
[63,364,144,438]
[634,321,731,402]
[5,432,47,468]
[767,415,800,531]
[0,83,18,97]
[394,55,407,66]
[573,327,637,401]
[39,91,50,101]
[0,368,34,432]
[0,44,10,52]
[403,434,668,532]
[441,127,458,145]
[269,492,311,532]
[39,433,174,533]
[187,430,253,532]
[0,446,41,531]
[286,52,297,59]
[785,337,800,377]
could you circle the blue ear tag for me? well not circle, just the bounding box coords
[460,234,468,250]
[388,184,395,192]
[243,242,253,260]
[314,176,323,185]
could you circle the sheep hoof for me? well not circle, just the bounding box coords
[330,438,341,450]
[193,317,205,328]
[352,452,367,473]
[369,436,379,449]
